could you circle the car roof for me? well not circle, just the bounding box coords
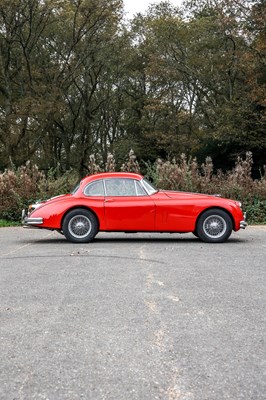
[81,172,143,185]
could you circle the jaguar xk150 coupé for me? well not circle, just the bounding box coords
[22,172,247,243]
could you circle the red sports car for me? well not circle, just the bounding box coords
[22,172,247,243]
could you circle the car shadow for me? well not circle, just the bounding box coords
[94,236,246,244]
[18,234,247,245]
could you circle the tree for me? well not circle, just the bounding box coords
[0,0,265,175]
[0,0,124,174]
[0,0,54,168]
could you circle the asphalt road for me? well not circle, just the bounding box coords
[0,226,265,400]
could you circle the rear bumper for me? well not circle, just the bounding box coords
[24,217,43,225]
[240,212,247,229]
[22,209,43,226]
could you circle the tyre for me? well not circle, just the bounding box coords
[62,208,98,243]
[196,208,233,243]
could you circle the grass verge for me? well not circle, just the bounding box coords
[0,219,20,227]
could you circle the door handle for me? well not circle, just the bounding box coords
[105,198,114,203]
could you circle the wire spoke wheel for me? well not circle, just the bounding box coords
[62,208,98,243]
[197,208,233,243]
[68,215,92,239]
[203,215,227,239]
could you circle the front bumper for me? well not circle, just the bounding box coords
[240,212,247,229]
[22,209,43,226]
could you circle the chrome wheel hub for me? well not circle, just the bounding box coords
[68,215,92,239]
[203,215,227,239]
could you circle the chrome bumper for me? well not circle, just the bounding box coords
[240,212,247,229]
[24,217,43,225]
[22,209,43,226]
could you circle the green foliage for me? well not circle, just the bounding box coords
[39,167,79,199]
[245,200,266,225]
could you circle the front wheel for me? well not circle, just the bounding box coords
[62,208,98,243]
[196,209,233,243]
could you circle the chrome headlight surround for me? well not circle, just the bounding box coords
[28,202,42,213]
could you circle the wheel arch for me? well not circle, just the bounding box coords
[195,206,236,231]
[60,206,100,231]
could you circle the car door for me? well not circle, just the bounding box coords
[83,179,106,228]
[104,178,155,231]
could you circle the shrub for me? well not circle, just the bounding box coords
[244,199,266,225]
[0,162,78,221]
[121,149,140,173]
[145,152,266,225]
[0,151,265,224]
[0,162,45,220]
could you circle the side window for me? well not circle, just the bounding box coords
[105,179,138,196]
[84,180,104,196]
[135,181,147,196]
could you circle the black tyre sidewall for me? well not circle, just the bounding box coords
[197,208,233,243]
[62,208,98,243]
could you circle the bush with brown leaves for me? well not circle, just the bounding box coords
[1,152,265,223]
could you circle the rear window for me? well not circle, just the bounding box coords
[84,180,105,196]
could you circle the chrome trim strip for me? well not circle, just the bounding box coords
[24,217,43,225]
[139,179,149,195]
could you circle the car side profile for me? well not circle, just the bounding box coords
[22,172,247,243]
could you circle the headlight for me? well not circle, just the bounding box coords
[235,201,242,208]
[29,203,42,212]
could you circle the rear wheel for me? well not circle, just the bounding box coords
[62,208,98,243]
[196,209,233,243]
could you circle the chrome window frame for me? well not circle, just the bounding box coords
[83,179,105,197]
[103,178,148,197]
[140,178,158,195]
